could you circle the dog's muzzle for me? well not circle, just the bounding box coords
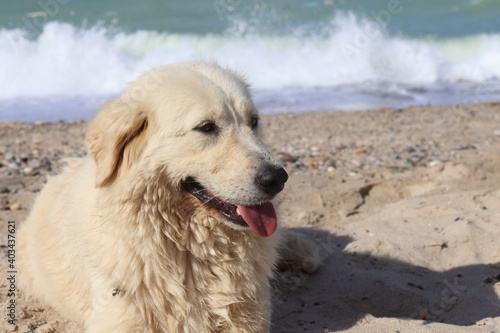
[181,165,288,237]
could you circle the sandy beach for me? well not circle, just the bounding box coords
[1,103,499,332]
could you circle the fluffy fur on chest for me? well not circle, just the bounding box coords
[90,171,280,333]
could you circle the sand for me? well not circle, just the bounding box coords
[1,103,499,332]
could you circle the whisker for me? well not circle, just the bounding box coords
[192,188,207,195]
[202,197,215,206]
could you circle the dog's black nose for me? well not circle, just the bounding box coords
[255,165,289,196]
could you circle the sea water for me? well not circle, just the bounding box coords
[1,0,499,122]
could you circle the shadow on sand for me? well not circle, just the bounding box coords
[271,228,500,332]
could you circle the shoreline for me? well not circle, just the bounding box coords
[1,102,500,332]
[3,86,500,123]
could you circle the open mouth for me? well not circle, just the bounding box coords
[181,177,277,237]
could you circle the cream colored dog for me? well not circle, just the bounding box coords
[18,62,296,332]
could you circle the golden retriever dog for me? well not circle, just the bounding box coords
[18,62,311,332]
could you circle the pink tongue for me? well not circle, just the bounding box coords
[237,202,277,237]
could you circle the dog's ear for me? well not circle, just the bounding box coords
[86,98,148,187]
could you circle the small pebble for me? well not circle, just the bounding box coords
[5,153,15,161]
[7,162,20,169]
[10,204,21,211]
[26,185,43,192]
[405,158,416,168]
[314,156,329,164]
[28,159,42,168]
[494,129,500,136]
[350,159,363,167]
[0,186,9,194]
[277,152,297,163]
[310,146,321,157]
[428,160,443,168]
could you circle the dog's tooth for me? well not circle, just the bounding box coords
[236,207,241,215]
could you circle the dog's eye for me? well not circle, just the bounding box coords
[251,116,259,129]
[196,122,218,134]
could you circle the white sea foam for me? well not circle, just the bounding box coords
[1,12,499,120]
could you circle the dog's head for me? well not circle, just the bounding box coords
[86,62,287,237]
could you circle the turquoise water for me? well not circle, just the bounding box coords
[1,0,500,121]
[2,0,499,37]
